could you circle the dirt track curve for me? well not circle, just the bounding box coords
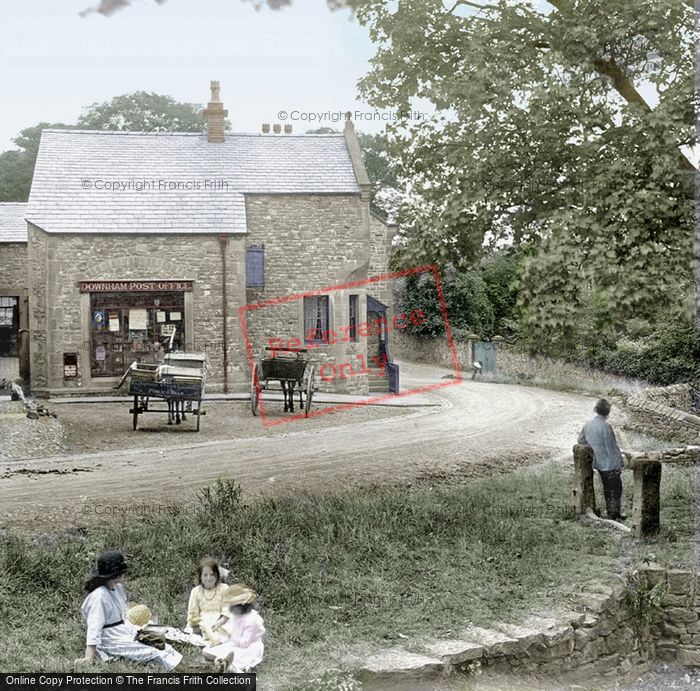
[0,362,599,531]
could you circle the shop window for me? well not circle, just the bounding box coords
[303,295,329,343]
[348,294,359,342]
[89,291,185,377]
[247,246,264,288]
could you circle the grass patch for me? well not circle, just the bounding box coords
[0,460,694,689]
[489,359,647,398]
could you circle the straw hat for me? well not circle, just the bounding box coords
[223,583,256,607]
[126,604,152,628]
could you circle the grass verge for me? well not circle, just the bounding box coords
[0,460,694,689]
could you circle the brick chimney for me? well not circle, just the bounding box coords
[203,80,228,143]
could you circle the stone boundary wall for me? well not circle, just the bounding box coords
[626,384,700,444]
[624,446,700,465]
[391,330,472,370]
[360,565,700,685]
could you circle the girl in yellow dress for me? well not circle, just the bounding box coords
[185,558,230,645]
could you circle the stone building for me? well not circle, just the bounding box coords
[0,202,28,358]
[23,82,395,396]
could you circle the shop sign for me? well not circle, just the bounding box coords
[79,281,193,293]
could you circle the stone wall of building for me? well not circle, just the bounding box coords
[244,193,371,395]
[625,384,700,444]
[27,223,247,394]
[361,565,700,685]
[0,241,29,341]
[0,242,28,294]
[368,212,393,313]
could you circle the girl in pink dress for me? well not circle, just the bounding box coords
[202,584,265,673]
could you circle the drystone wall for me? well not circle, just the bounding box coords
[625,384,700,443]
[360,565,700,686]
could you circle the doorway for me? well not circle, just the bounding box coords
[0,296,19,356]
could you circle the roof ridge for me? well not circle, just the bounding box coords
[41,129,346,138]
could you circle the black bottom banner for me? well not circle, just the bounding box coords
[1,673,256,691]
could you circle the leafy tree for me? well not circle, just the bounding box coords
[352,0,695,348]
[0,123,71,202]
[77,92,205,132]
[479,251,521,337]
[356,131,400,221]
[79,0,368,17]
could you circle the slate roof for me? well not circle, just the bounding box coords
[0,202,28,242]
[27,130,361,234]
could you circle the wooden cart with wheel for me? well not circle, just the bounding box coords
[251,347,317,417]
[122,353,207,431]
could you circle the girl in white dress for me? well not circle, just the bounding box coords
[75,550,182,671]
[203,584,265,673]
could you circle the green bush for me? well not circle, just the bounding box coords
[580,325,700,385]
[399,268,495,337]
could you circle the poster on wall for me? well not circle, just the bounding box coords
[170,311,181,321]
[157,311,166,323]
[92,310,106,329]
[129,309,148,330]
[108,312,120,332]
[95,345,106,362]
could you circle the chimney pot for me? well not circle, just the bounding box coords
[262,123,270,133]
[273,124,282,134]
[344,111,354,133]
[284,124,292,134]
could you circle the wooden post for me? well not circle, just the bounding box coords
[631,459,661,539]
[573,444,596,516]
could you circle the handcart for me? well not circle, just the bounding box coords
[119,353,207,431]
[251,347,317,417]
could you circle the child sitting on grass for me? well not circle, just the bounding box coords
[185,558,230,645]
[202,584,265,673]
[76,550,182,670]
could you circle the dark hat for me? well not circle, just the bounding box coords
[93,550,128,579]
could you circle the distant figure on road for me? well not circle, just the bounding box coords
[471,360,482,381]
[577,398,625,521]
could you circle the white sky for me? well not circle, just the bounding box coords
[0,0,412,150]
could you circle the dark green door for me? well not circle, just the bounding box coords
[472,340,497,373]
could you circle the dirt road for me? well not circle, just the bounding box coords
[0,362,600,530]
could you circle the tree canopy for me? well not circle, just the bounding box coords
[77,92,204,132]
[351,0,695,349]
[0,93,206,202]
[0,123,71,202]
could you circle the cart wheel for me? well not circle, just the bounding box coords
[132,395,139,431]
[304,365,315,417]
[251,365,261,416]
